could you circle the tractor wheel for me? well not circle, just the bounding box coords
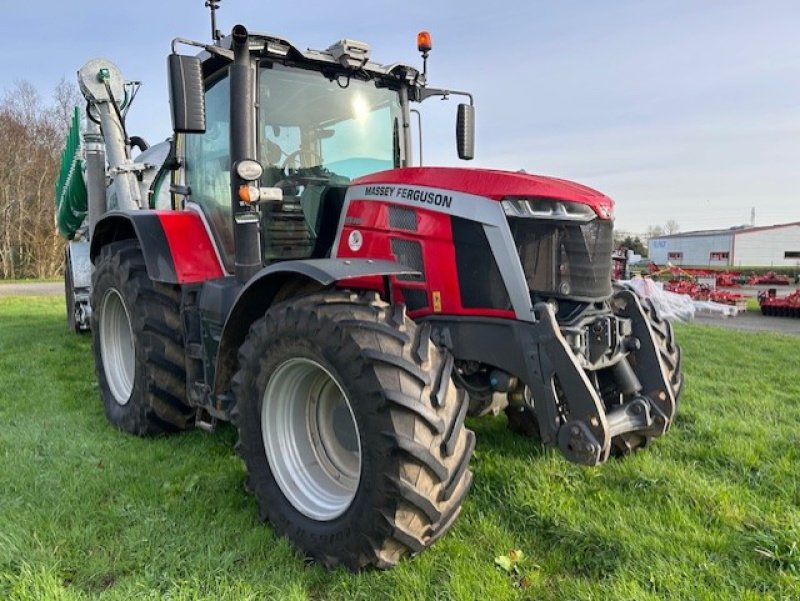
[504,404,541,439]
[639,296,684,404]
[91,240,195,435]
[232,290,475,570]
[610,285,684,454]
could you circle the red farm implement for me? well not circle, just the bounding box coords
[749,272,791,286]
[759,288,800,317]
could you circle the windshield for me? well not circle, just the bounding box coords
[258,65,403,183]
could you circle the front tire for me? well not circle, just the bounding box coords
[91,240,195,435]
[232,291,475,570]
[610,283,684,454]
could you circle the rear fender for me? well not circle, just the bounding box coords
[90,210,225,284]
[213,258,418,398]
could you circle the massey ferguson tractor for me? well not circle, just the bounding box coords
[56,8,682,570]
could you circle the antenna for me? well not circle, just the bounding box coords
[205,0,222,43]
[750,207,755,226]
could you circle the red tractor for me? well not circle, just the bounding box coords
[58,16,682,570]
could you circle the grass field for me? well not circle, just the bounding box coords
[1,296,798,600]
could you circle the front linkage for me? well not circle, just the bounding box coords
[428,287,679,466]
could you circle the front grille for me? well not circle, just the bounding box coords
[509,218,613,300]
[390,238,425,282]
[389,206,418,231]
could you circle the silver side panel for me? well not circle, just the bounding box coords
[68,240,92,290]
[482,223,536,322]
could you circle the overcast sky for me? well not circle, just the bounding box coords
[3,0,799,234]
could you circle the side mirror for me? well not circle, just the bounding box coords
[456,103,475,160]
[168,54,206,133]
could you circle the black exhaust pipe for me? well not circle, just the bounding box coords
[230,25,261,284]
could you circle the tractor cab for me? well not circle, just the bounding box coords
[171,30,469,274]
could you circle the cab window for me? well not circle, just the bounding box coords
[184,73,233,269]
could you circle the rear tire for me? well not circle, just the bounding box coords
[232,290,474,570]
[91,240,195,435]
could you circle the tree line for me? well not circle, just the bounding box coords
[0,80,79,279]
[615,221,680,258]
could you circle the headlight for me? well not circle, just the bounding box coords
[502,197,595,221]
[234,159,264,181]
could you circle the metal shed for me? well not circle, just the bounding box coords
[648,222,800,267]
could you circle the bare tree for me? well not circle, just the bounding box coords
[644,225,665,242]
[664,219,680,235]
[0,79,78,279]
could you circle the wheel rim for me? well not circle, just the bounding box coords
[99,288,135,405]
[262,358,362,521]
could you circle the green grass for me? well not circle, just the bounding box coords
[1,296,798,600]
[746,297,761,312]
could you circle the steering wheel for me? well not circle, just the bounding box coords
[281,149,323,173]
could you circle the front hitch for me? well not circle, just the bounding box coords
[425,292,679,467]
[528,301,675,465]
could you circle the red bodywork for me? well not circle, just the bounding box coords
[336,197,515,319]
[155,211,224,284]
[334,167,614,318]
[353,167,614,218]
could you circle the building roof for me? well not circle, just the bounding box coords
[651,221,800,240]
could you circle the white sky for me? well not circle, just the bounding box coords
[3,0,799,234]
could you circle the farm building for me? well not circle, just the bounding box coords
[648,221,800,267]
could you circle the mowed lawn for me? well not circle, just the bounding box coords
[0,296,798,600]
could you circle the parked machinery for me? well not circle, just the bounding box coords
[759,288,800,317]
[55,6,683,569]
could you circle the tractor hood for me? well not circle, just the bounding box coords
[352,167,614,220]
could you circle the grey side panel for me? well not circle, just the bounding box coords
[482,222,535,322]
[67,240,93,331]
[242,258,419,292]
[68,240,92,290]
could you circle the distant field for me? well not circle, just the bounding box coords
[1,296,798,600]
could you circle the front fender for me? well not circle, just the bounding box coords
[212,258,418,398]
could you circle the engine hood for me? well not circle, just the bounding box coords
[352,167,614,219]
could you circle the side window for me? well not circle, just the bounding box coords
[185,74,233,268]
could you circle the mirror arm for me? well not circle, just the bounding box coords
[416,87,474,105]
[171,37,234,61]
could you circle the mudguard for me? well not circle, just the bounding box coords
[90,210,225,284]
[212,258,419,398]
